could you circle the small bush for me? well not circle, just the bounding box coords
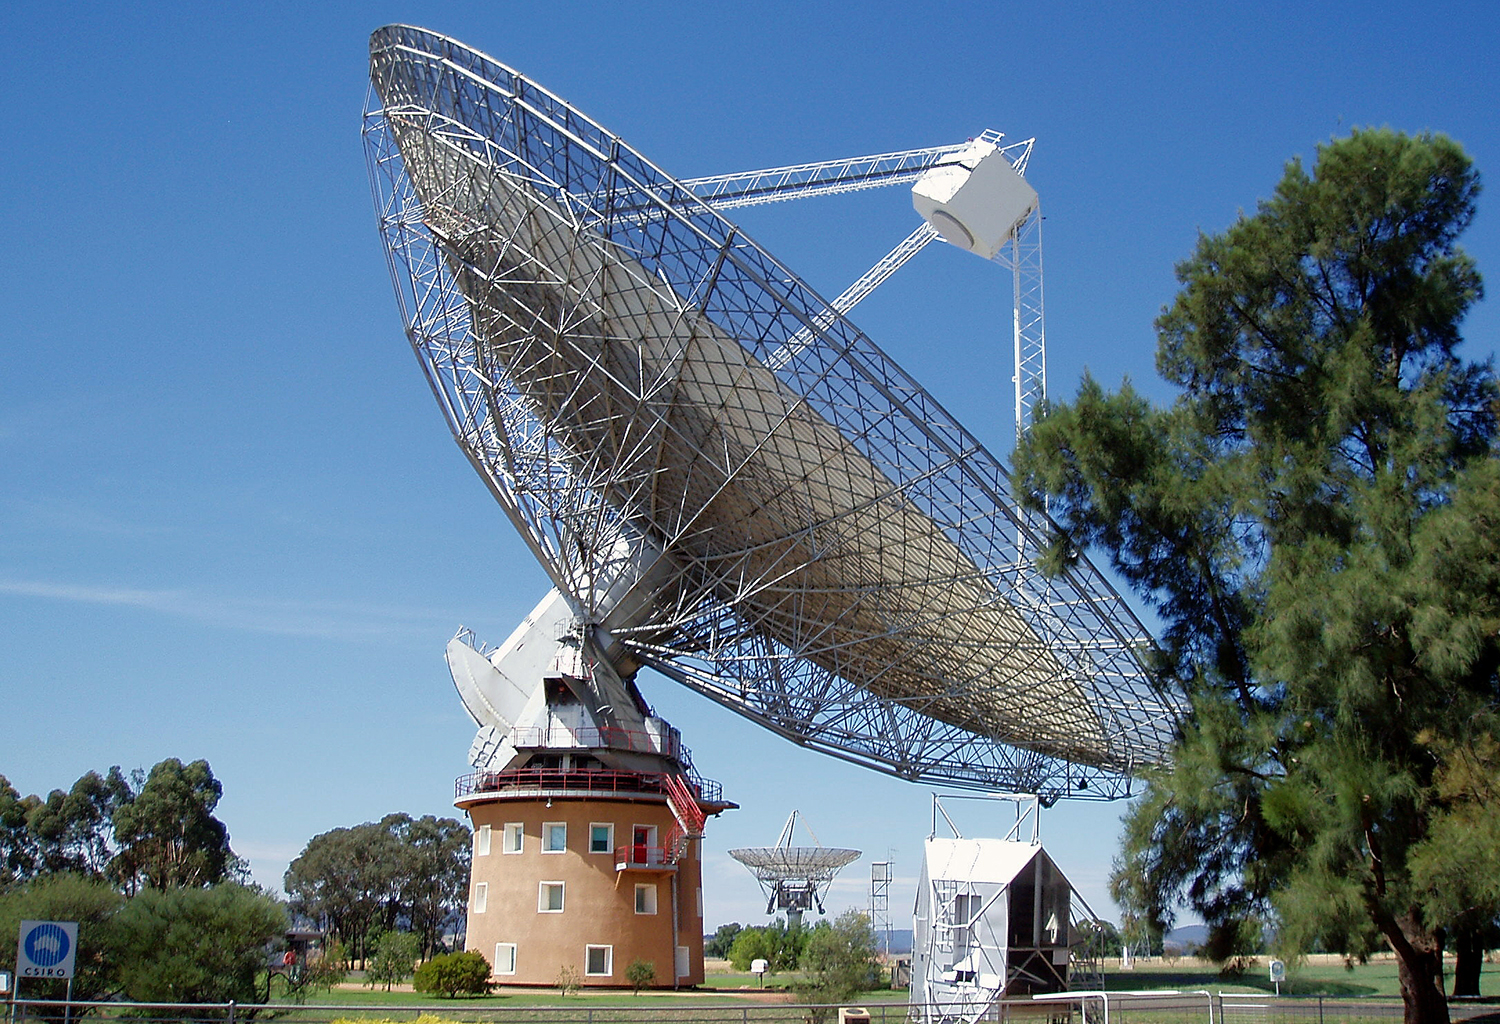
[556,964,581,996]
[413,950,493,998]
[625,958,656,993]
[367,930,421,990]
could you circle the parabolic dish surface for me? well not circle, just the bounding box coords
[730,847,863,879]
[365,24,1182,798]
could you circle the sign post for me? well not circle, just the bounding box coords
[17,921,78,981]
[1268,958,1286,996]
[16,921,79,1024]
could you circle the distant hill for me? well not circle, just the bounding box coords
[877,928,914,955]
[1163,924,1208,953]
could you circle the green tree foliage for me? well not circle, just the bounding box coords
[727,926,769,971]
[1,763,229,894]
[1012,129,1496,1024]
[728,917,809,972]
[19,770,133,881]
[285,813,470,963]
[111,883,286,1003]
[111,759,234,893]
[367,930,421,991]
[383,814,471,958]
[1074,918,1124,960]
[0,873,126,1001]
[796,910,881,1005]
[284,824,394,965]
[413,950,492,997]
[704,921,743,959]
[625,957,656,994]
[1407,732,1500,995]
[0,777,36,887]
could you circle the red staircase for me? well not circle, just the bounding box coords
[661,772,707,863]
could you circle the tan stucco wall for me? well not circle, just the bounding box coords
[462,795,706,987]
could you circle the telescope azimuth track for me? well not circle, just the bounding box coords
[366,24,1180,800]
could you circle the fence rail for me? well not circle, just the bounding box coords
[6,995,1497,1024]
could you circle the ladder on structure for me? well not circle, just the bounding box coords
[662,772,708,863]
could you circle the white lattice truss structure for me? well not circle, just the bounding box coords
[364,25,1182,801]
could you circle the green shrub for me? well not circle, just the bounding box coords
[111,883,287,1004]
[625,958,656,993]
[413,950,493,997]
[367,930,421,991]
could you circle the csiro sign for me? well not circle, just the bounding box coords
[17,921,78,979]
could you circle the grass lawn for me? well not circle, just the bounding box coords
[1100,954,1499,999]
[263,955,1494,1014]
[281,971,907,1010]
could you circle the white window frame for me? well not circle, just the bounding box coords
[472,881,488,914]
[538,881,565,913]
[585,944,613,977]
[494,942,517,975]
[503,822,524,854]
[475,824,491,856]
[634,882,658,915]
[588,821,614,854]
[542,821,567,854]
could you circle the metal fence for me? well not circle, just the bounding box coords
[7,995,1496,1024]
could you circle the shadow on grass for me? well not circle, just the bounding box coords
[1106,971,1379,997]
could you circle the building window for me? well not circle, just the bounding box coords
[589,822,613,854]
[472,882,488,914]
[475,824,491,856]
[634,883,658,915]
[585,944,613,977]
[503,822,524,854]
[494,942,517,975]
[539,881,565,913]
[543,822,567,853]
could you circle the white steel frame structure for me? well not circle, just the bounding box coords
[680,130,1045,440]
[364,25,1181,801]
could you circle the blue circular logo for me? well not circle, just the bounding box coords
[24,924,70,968]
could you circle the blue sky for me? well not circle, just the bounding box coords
[3,1,1498,930]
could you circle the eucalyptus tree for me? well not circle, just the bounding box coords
[286,813,470,962]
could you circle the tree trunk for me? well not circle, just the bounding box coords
[1452,925,1482,998]
[1385,918,1450,1024]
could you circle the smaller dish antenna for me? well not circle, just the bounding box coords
[729,811,860,926]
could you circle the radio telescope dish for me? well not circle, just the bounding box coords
[365,25,1182,800]
[730,810,860,926]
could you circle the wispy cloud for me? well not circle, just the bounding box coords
[4,496,167,539]
[0,577,463,643]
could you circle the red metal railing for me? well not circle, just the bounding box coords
[613,844,674,869]
[455,766,723,804]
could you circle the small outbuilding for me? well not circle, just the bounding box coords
[912,797,1086,1023]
